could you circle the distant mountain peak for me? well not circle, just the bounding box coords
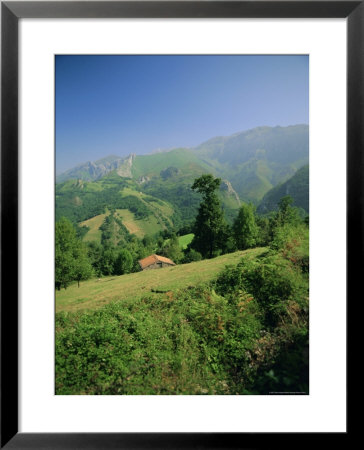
[94,154,123,164]
[56,124,309,199]
[56,153,136,183]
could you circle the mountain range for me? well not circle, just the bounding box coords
[57,125,308,199]
[56,124,309,237]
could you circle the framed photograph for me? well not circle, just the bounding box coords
[1,1,356,447]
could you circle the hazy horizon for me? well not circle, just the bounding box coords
[57,122,309,175]
[56,55,309,174]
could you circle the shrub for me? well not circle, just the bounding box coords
[183,248,202,263]
[270,223,309,274]
[214,264,244,297]
[239,254,306,327]
[114,249,133,275]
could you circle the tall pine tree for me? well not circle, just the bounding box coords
[190,174,227,258]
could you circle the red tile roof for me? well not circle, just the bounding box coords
[138,254,175,269]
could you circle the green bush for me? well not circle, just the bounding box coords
[270,223,309,274]
[183,248,202,263]
[215,248,308,329]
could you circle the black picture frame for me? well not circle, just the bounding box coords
[1,1,357,448]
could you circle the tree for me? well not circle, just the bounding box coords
[114,248,134,275]
[162,234,183,263]
[86,241,104,277]
[74,244,94,287]
[269,195,305,250]
[100,244,117,276]
[233,203,259,250]
[274,195,300,227]
[56,217,93,289]
[190,174,227,258]
[55,217,77,289]
[255,215,271,246]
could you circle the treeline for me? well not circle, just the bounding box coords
[55,174,308,289]
[56,212,159,289]
[184,174,308,261]
[56,182,152,223]
[142,177,202,227]
[56,209,188,288]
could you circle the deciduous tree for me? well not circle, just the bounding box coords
[233,203,259,250]
[55,217,93,289]
[114,248,134,275]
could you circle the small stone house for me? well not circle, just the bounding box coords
[138,254,176,270]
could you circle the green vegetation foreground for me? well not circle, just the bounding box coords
[56,225,308,395]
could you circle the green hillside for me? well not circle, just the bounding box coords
[56,125,308,247]
[56,248,265,312]
[56,175,178,233]
[80,212,109,242]
[56,163,241,237]
[257,165,309,214]
[114,209,160,238]
[195,125,308,167]
[178,233,194,249]
[132,148,213,179]
[163,233,194,250]
[78,195,175,244]
[193,124,308,201]
[56,125,309,206]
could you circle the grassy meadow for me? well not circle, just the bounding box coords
[178,233,194,249]
[56,248,264,313]
[114,209,161,238]
[80,212,109,242]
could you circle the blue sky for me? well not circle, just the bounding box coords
[56,55,308,174]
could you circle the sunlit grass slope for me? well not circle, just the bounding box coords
[80,212,109,242]
[178,233,194,249]
[56,247,266,313]
[115,209,161,238]
[79,186,176,242]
